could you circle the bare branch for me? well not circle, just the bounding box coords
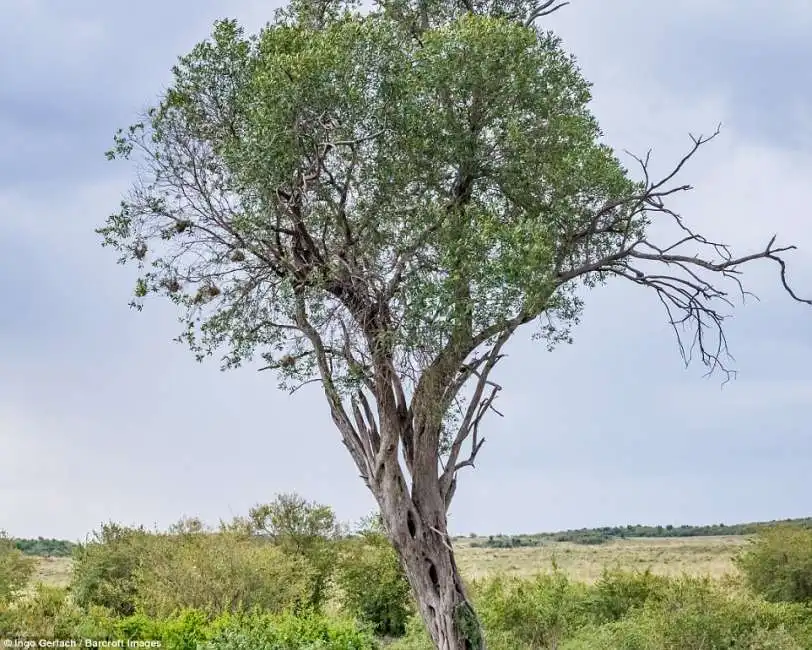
[524,0,570,27]
[289,377,323,394]
[554,129,811,381]
[292,287,375,480]
[438,329,511,501]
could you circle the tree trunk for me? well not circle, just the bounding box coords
[374,463,486,650]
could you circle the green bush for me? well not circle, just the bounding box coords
[70,522,153,616]
[115,609,211,650]
[335,530,413,636]
[68,497,343,623]
[385,616,433,650]
[134,528,318,617]
[586,568,670,623]
[70,519,327,619]
[474,569,590,649]
[0,584,116,637]
[560,616,660,650]
[735,525,812,604]
[564,575,812,650]
[1,603,377,650]
[202,610,379,650]
[1,601,211,647]
[247,494,340,547]
[0,531,36,605]
[11,553,812,650]
[391,571,812,650]
[244,494,342,609]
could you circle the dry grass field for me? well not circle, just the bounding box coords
[29,535,749,591]
[30,556,73,589]
[453,535,749,583]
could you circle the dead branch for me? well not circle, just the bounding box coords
[554,128,811,381]
[439,330,511,500]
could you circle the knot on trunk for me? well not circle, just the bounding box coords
[407,509,417,538]
[427,561,440,595]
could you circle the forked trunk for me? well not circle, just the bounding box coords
[374,465,486,650]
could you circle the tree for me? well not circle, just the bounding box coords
[0,531,36,605]
[97,0,810,646]
[247,493,340,609]
[247,493,339,551]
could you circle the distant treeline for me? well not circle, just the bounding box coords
[468,518,812,548]
[13,517,812,555]
[13,537,76,557]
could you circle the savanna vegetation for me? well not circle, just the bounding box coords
[3,497,812,648]
[12,517,811,560]
[93,0,811,645]
[12,538,76,558]
[468,518,812,548]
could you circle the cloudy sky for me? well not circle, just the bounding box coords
[1,0,810,541]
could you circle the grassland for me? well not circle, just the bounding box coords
[30,534,748,592]
[454,535,747,582]
[29,555,74,590]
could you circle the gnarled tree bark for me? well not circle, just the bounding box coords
[317,339,489,649]
[373,443,484,650]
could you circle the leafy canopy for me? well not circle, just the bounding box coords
[99,5,636,394]
[100,1,808,504]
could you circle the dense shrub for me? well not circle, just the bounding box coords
[0,584,119,638]
[0,532,36,605]
[389,570,593,650]
[14,505,812,648]
[389,570,812,650]
[587,568,670,623]
[385,616,433,650]
[70,523,152,616]
[735,525,812,604]
[70,519,329,619]
[76,495,346,619]
[567,613,810,649]
[201,610,378,650]
[134,528,318,617]
[1,602,377,650]
[335,530,413,636]
[113,609,211,650]
[563,576,812,650]
[6,584,77,636]
[240,495,342,609]
[474,569,590,649]
[1,601,209,647]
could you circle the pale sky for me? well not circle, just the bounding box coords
[1,0,810,541]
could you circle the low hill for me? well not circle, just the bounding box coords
[460,517,812,548]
